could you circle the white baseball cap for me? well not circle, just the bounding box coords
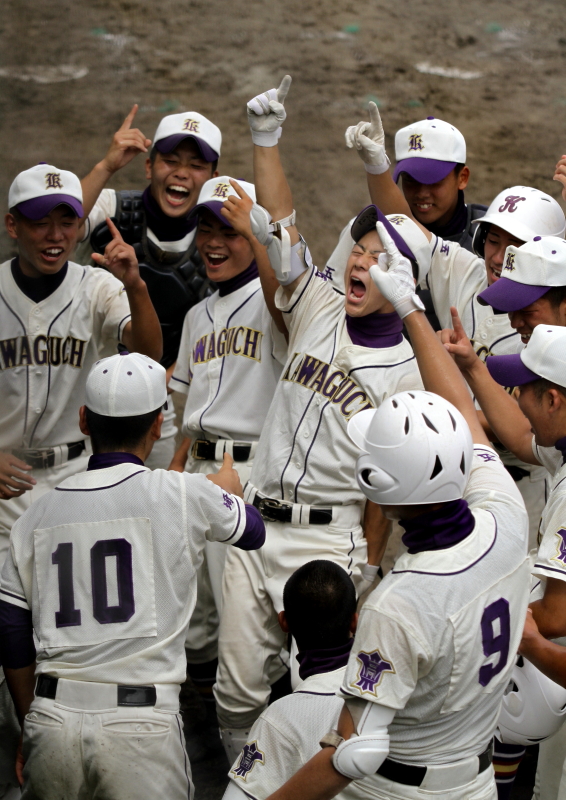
[393,117,466,185]
[187,176,256,226]
[9,163,84,220]
[486,324,566,389]
[153,112,222,162]
[478,236,566,312]
[86,352,167,417]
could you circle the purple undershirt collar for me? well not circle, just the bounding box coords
[426,190,468,240]
[142,186,196,243]
[555,436,566,465]
[400,498,475,554]
[297,638,354,681]
[87,453,145,471]
[11,257,68,303]
[218,261,259,297]
[346,310,403,348]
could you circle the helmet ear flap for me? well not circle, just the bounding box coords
[356,454,397,501]
[472,222,489,258]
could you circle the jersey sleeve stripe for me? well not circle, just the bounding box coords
[281,265,316,315]
[0,588,30,610]
[533,563,566,580]
[118,314,132,340]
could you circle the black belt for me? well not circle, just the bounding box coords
[192,439,252,462]
[505,465,531,482]
[377,742,493,787]
[12,440,86,470]
[252,494,333,525]
[36,675,157,707]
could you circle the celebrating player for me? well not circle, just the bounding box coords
[0,350,265,799]
[213,75,428,763]
[78,105,222,468]
[258,219,530,800]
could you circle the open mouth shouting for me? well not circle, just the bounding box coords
[165,184,190,207]
[204,251,229,272]
[348,275,367,304]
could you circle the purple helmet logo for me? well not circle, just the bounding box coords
[498,196,526,213]
[352,649,395,695]
[232,742,265,779]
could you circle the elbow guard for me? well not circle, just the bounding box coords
[249,203,305,285]
[332,730,389,780]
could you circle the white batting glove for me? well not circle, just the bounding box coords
[370,222,424,319]
[345,102,390,175]
[247,75,292,147]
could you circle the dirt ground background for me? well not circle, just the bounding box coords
[1,0,565,266]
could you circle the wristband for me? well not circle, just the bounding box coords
[364,156,391,176]
[361,563,382,583]
[394,293,426,320]
[251,127,282,147]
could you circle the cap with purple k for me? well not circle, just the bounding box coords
[9,163,84,220]
[153,111,221,162]
[393,117,466,185]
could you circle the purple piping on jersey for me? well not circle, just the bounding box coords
[345,310,403,348]
[347,354,418,379]
[347,531,355,575]
[87,453,145,471]
[217,261,259,297]
[55,469,147,491]
[233,505,266,550]
[117,314,131,341]
[427,191,468,240]
[142,186,196,242]
[282,265,316,315]
[295,691,339,697]
[0,588,27,604]
[392,511,498,575]
[0,289,30,438]
[0,600,36,669]
[297,638,353,680]
[174,716,191,798]
[217,497,242,543]
[11,257,69,303]
[400,499,475,554]
[555,436,566,465]
[533,563,566,576]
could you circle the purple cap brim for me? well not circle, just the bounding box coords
[486,353,541,387]
[155,133,219,162]
[477,277,550,312]
[350,205,416,263]
[187,200,232,228]
[393,158,457,185]
[16,195,83,220]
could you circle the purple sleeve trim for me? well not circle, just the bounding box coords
[0,599,36,669]
[234,505,266,551]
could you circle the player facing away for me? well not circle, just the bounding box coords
[0,351,265,800]
[344,103,566,555]
[168,175,287,753]
[223,560,358,800]
[77,106,222,468]
[258,220,530,800]
[213,76,427,763]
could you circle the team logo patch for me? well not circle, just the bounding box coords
[498,195,526,213]
[552,529,566,566]
[440,242,450,255]
[408,134,424,152]
[222,492,234,510]
[503,252,516,272]
[476,450,497,462]
[182,117,200,133]
[352,649,395,695]
[45,172,63,190]
[231,742,265,780]
[211,182,231,199]
[388,215,405,226]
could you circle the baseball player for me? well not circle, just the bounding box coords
[214,76,426,763]
[223,560,358,800]
[168,175,287,747]
[342,103,566,553]
[255,220,530,800]
[0,350,266,799]
[77,106,222,468]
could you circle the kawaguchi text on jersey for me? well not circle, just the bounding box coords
[0,334,87,370]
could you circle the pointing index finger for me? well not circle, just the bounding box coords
[368,102,384,137]
[106,217,124,243]
[118,104,139,132]
[276,75,292,104]
[450,306,466,337]
[228,178,248,200]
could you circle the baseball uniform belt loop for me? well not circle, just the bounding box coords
[12,440,86,470]
[191,439,255,462]
[251,492,333,525]
[376,741,493,788]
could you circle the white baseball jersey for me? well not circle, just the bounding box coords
[249,267,423,506]
[0,463,247,684]
[0,259,130,450]
[170,278,287,441]
[341,446,530,765]
[531,440,566,583]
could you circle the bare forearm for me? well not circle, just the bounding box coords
[122,282,163,361]
[404,311,489,444]
[170,437,192,471]
[253,145,295,223]
[520,633,566,688]
[81,162,114,220]
[364,501,391,566]
[366,173,418,224]
[5,663,36,725]
[266,749,350,800]
[531,595,566,640]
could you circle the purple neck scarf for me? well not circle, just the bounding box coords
[427,190,468,240]
[400,498,475,555]
[142,186,196,243]
[11,258,68,303]
[346,310,403,349]
[88,453,145,471]
[297,638,353,681]
[218,261,259,297]
[555,436,566,465]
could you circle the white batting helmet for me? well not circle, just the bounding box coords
[347,391,473,505]
[497,656,566,746]
[472,186,565,258]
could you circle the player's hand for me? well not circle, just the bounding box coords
[553,155,566,203]
[518,608,541,656]
[220,180,255,240]
[92,218,143,291]
[345,102,390,175]
[247,75,292,147]
[369,222,423,319]
[206,453,244,498]
[442,307,481,374]
[0,451,36,499]
[100,105,152,175]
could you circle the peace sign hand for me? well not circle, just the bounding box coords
[92,218,143,291]
[101,104,152,175]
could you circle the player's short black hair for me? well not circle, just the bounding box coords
[85,406,162,453]
[454,163,466,176]
[148,145,218,174]
[283,560,357,651]
[541,286,566,309]
[530,378,566,401]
